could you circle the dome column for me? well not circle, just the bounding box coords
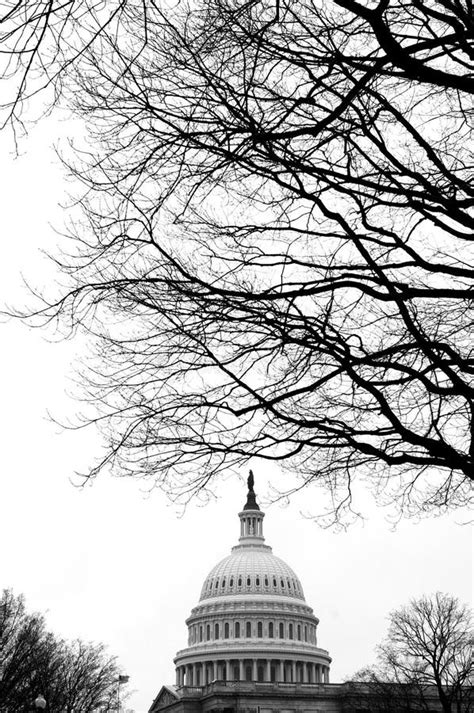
[239,660,244,681]
[292,660,296,683]
[252,659,257,680]
[266,660,271,682]
[279,660,284,682]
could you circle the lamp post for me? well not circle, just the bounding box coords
[116,675,129,713]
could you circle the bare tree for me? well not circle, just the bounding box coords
[3,1,474,522]
[0,590,125,713]
[0,590,47,711]
[346,593,473,713]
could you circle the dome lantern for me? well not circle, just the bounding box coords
[238,470,265,543]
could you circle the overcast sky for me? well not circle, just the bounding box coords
[0,116,472,713]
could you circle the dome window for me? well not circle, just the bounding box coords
[289,623,293,639]
[230,578,234,587]
[297,624,301,640]
[222,579,226,588]
[273,577,277,587]
[199,625,203,642]
[279,622,284,638]
[224,622,229,638]
[304,625,308,642]
[206,624,211,641]
[246,621,251,638]
[281,579,285,587]
[256,576,260,586]
[264,576,269,586]
[215,623,219,639]
[235,622,240,638]
[269,622,274,638]
[247,576,251,587]
[238,577,242,587]
[287,578,291,588]
[257,621,263,638]
[215,579,219,588]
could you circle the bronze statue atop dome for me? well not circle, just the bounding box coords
[243,469,260,510]
[247,470,254,492]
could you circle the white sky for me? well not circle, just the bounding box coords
[0,117,472,713]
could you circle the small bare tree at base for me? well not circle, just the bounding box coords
[0,590,126,713]
[1,1,474,524]
[345,593,473,713]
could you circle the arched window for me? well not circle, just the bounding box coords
[206,624,211,641]
[215,623,219,639]
[256,576,260,586]
[257,621,263,638]
[222,578,226,588]
[247,576,251,586]
[230,578,234,587]
[297,624,301,640]
[281,579,285,588]
[273,577,277,587]
[224,622,229,638]
[287,578,292,589]
[246,621,252,638]
[200,625,203,642]
[279,622,284,639]
[269,622,274,638]
[238,577,242,587]
[265,576,269,586]
[289,623,293,639]
[235,621,240,638]
[215,579,219,588]
[304,625,308,642]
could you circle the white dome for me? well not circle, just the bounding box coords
[173,478,332,687]
[200,547,305,601]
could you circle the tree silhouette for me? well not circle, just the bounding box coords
[0,590,124,713]
[345,593,473,713]
[2,1,474,522]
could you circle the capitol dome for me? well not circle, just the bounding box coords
[200,549,305,601]
[173,473,331,687]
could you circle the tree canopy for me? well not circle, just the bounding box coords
[0,589,125,713]
[2,0,474,523]
[345,593,474,713]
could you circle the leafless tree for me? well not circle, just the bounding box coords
[0,590,46,710]
[346,593,473,713]
[0,590,125,713]
[2,1,474,522]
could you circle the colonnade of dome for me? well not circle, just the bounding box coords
[175,658,329,686]
[174,474,331,688]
